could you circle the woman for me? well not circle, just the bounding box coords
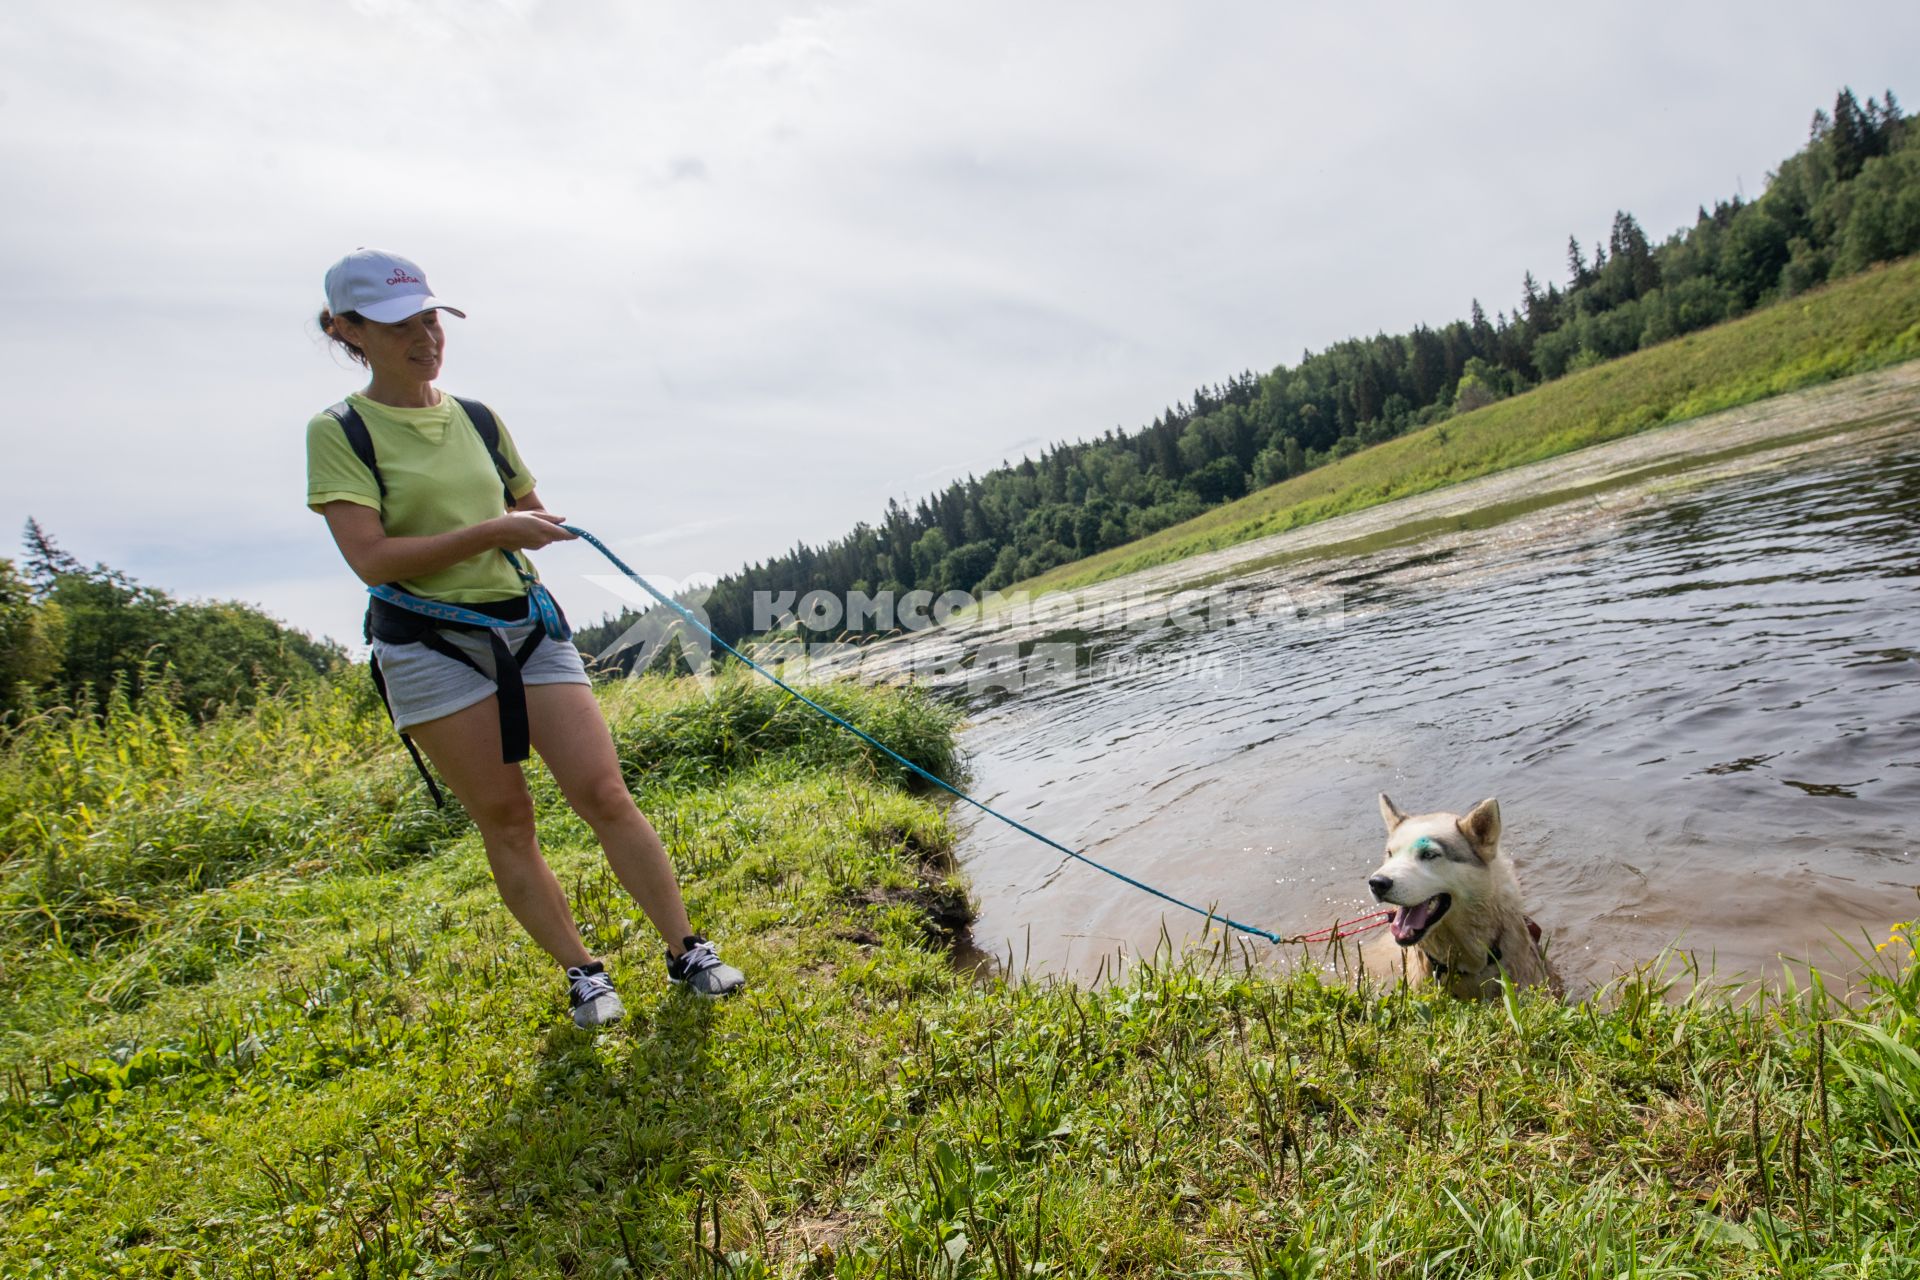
[306,248,743,1027]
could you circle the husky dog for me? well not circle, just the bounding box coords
[1367,794,1563,999]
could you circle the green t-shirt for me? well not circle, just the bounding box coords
[306,392,540,603]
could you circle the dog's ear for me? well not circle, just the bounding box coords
[1379,793,1408,833]
[1457,797,1501,858]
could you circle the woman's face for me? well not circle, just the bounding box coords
[341,308,447,382]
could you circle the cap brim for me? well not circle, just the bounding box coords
[357,294,467,323]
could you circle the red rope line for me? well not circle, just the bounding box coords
[1280,908,1395,945]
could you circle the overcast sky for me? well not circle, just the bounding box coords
[2,0,1913,648]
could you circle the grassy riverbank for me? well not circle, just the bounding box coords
[3,675,1917,1277]
[1017,254,1920,596]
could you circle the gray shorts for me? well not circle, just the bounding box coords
[373,620,592,732]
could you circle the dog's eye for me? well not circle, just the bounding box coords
[1415,841,1440,861]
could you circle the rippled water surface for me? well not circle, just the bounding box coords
[830,389,1920,990]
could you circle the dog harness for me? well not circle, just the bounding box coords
[1422,917,1544,980]
[324,397,571,806]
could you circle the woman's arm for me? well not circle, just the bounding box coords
[318,500,575,587]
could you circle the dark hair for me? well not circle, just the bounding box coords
[317,308,369,366]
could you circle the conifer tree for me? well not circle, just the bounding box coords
[1567,236,1590,289]
[21,518,83,599]
[1832,88,1869,180]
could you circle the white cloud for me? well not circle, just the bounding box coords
[3,0,1915,644]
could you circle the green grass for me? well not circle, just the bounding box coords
[2,674,1917,1277]
[1016,254,1920,596]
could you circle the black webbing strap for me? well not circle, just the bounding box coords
[367,651,446,808]
[412,624,548,766]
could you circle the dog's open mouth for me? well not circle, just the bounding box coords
[1390,894,1452,946]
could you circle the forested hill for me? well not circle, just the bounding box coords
[0,520,342,725]
[574,88,1916,665]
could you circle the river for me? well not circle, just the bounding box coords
[814,365,1920,994]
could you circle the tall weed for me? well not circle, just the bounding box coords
[604,669,960,791]
[0,672,449,992]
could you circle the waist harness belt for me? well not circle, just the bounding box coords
[323,397,573,806]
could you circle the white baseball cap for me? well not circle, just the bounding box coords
[323,249,467,323]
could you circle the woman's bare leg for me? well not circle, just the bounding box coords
[526,682,696,955]
[405,696,593,968]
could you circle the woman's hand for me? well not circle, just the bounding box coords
[490,510,578,550]
[319,500,576,587]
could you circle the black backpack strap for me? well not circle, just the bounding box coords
[452,397,519,508]
[323,401,386,499]
[327,397,512,505]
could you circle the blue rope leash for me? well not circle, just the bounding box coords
[561,524,1285,946]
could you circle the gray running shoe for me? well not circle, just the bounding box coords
[666,936,745,998]
[566,961,625,1028]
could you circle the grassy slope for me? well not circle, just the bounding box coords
[1016,255,1920,597]
[3,677,1917,1277]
